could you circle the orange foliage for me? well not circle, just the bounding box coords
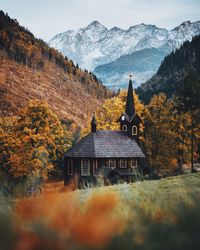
[15,191,125,248]
[70,193,124,246]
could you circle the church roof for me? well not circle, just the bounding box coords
[64,130,145,158]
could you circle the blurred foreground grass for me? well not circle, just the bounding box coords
[0,173,200,250]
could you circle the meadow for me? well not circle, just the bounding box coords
[0,173,200,250]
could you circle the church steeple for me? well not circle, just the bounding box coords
[91,112,97,133]
[125,75,135,121]
[118,75,141,143]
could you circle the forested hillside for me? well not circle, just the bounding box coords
[0,11,111,127]
[94,48,167,88]
[137,35,200,103]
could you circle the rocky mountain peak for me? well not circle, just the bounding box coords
[49,20,200,89]
[86,20,107,30]
[110,26,123,32]
[172,20,193,31]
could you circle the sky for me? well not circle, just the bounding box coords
[0,0,200,41]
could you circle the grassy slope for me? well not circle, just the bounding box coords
[73,173,200,249]
[76,173,200,212]
[1,173,200,250]
[44,173,200,214]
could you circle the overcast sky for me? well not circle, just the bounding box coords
[1,0,200,41]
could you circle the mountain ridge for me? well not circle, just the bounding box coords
[49,20,200,88]
[136,35,200,103]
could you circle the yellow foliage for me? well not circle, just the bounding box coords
[82,91,198,173]
[0,100,72,180]
[83,90,146,136]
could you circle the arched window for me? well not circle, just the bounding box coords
[122,125,127,131]
[132,125,137,135]
[68,159,73,175]
[81,160,90,176]
[131,159,137,168]
[92,160,98,175]
[120,159,127,168]
[109,159,116,168]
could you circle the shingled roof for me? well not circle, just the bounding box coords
[64,130,145,158]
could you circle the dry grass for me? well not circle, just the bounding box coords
[0,52,106,128]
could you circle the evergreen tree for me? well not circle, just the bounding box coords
[175,72,200,172]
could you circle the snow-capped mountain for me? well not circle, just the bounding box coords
[49,20,200,88]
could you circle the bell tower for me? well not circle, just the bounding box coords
[118,75,141,143]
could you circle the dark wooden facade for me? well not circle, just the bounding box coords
[64,157,141,186]
[64,77,146,187]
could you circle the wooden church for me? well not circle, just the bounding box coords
[64,76,146,187]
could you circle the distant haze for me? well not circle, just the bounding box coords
[0,0,200,41]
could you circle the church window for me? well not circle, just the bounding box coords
[81,160,90,176]
[132,125,137,135]
[92,160,98,175]
[120,159,127,168]
[122,125,127,131]
[131,159,137,168]
[68,160,73,175]
[109,159,116,168]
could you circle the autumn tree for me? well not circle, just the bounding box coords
[0,100,72,182]
[0,117,19,176]
[92,90,145,131]
[142,94,181,174]
[84,90,197,175]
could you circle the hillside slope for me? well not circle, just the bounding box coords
[0,11,111,127]
[94,48,167,89]
[137,35,200,103]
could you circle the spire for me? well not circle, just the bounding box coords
[125,75,135,120]
[91,112,97,132]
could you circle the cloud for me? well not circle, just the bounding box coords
[0,0,200,40]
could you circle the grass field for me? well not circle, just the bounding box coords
[77,172,200,209]
[1,173,200,250]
